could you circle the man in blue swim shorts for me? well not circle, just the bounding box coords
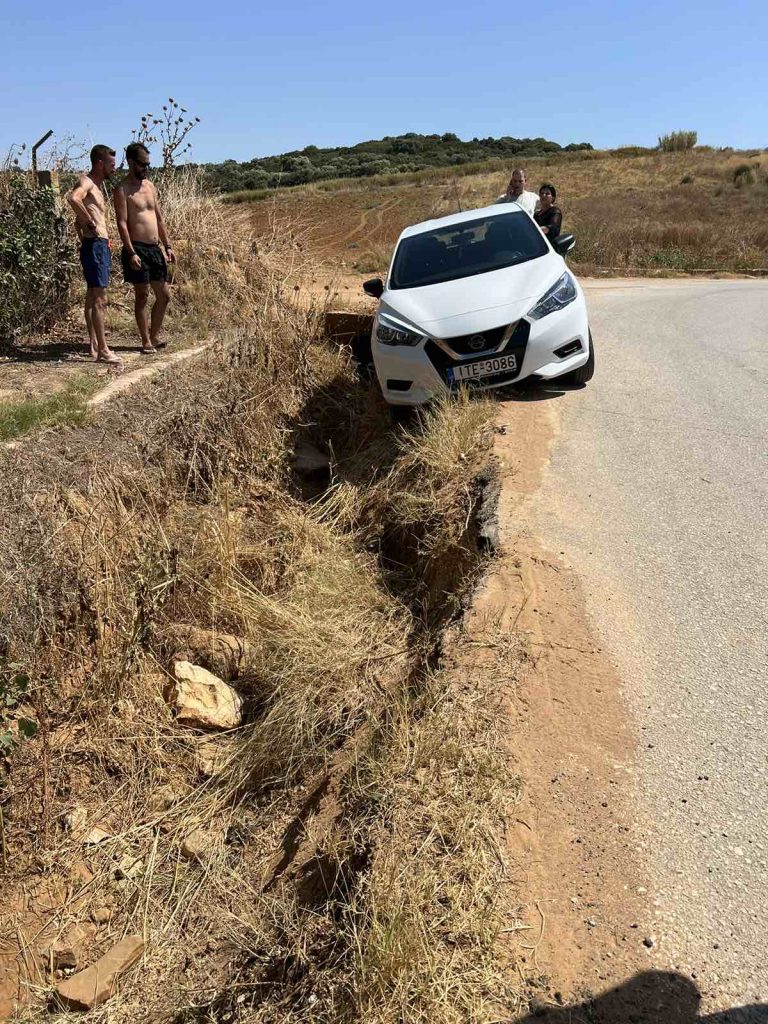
[66,145,122,364]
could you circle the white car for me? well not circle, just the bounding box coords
[363,204,593,406]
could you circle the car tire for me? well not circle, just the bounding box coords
[390,404,415,425]
[350,331,375,381]
[563,332,595,384]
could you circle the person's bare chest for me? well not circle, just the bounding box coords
[125,185,156,218]
[84,184,106,214]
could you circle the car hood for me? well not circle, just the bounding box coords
[380,254,562,338]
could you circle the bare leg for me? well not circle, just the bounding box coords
[149,281,170,347]
[92,288,121,364]
[85,289,97,358]
[133,284,154,352]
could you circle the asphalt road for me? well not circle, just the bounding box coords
[528,280,768,1017]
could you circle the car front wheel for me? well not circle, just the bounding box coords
[564,331,595,384]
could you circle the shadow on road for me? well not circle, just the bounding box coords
[495,378,586,403]
[517,971,767,1023]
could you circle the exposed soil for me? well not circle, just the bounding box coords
[479,391,658,1015]
[244,183,448,268]
[0,326,129,404]
[0,312,207,410]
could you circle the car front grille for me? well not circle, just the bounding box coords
[438,324,509,357]
[425,319,531,387]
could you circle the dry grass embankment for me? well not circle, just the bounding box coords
[0,170,316,436]
[0,211,525,1021]
[243,147,768,277]
[104,167,296,341]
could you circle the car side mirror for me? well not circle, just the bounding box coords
[363,277,384,299]
[552,233,575,256]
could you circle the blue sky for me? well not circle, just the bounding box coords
[0,0,764,165]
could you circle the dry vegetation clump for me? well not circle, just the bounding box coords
[0,253,519,1021]
[347,654,522,1024]
[153,169,317,336]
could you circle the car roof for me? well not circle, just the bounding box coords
[397,203,526,240]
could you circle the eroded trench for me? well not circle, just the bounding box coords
[0,316,511,1023]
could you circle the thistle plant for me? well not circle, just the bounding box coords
[131,98,201,168]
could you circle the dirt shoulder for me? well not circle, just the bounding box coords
[477,392,658,1014]
[0,317,210,411]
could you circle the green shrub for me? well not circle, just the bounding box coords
[0,174,75,341]
[681,174,694,184]
[658,130,698,152]
[612,145,655,157]
[645,247,691,270]
[733,163,755,187]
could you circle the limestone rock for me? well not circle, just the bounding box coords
[70,861,94,885]
[54,935,144,1010]
[113,853,143,881]
[180,827,212,863]
[64,805,88,838]
[165,661,242,731]
[83,826,111,846]
[195,736,231,777]
[166,624,257,681]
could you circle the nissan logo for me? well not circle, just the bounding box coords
[469,335,486,351]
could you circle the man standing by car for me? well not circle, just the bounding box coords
[66,145,122,364]
[494,168,539,216]
[113,142,176,354]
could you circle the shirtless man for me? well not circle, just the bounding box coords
[113,142,176,354]
[66,145,121,363]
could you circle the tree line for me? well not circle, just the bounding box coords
[196,132,594,192]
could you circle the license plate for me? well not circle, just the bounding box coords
[448,353,518,384]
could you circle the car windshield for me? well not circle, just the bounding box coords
[389,211,548,290]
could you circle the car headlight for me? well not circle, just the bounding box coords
[375,314,423,347]
[527,272,577,320]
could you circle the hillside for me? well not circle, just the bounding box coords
[241,147,768,276]
[199,132,593,192]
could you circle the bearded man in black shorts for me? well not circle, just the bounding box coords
[113,143,176,353]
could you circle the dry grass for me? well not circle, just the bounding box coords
[82,168,319,343]
[0,229,518,1023]
[348,652,523,1024]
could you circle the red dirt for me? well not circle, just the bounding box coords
[477,396,655,1012]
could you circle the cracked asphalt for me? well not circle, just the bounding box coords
[529,279,768,1018]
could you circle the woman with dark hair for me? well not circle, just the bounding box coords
[534,183,562,241]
